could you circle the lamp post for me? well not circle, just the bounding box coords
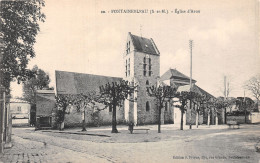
[189,40,193,129]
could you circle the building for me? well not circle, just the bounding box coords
[55,71,124,127]
[36,32,216,128]
[10,98,30,126]
[35,90,56,129]
[123,32,160,125]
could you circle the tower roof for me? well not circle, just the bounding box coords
[129,32,160,55]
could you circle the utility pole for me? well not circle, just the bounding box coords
[224,76,227,124]
[244,90,246,124]
[189,40,193,129]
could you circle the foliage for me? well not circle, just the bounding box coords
[0,0,45,90]
[55,94,74,129]
[147,85,177,133]
[22,65,51,104]
[236,97,255,112]
[98,80,137,107]
[98,80,137,133]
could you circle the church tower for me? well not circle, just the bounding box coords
[123,32,160,125]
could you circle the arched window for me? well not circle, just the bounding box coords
[146,80,149,85]
[146,101,150,112]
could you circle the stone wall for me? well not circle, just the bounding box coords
[134,51,160,125]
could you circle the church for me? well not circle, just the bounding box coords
[36,32,216,128]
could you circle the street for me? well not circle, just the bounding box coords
[0,124,260,163]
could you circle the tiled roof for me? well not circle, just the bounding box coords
[10,98,29,103]
[56,70,122,95]
[160,68,196,82]
[129,33,160,55]
[177,85,215,99]
[36,94,56,116]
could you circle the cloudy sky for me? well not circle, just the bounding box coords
[11,0,259,99]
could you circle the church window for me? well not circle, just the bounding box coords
[146,101,150,112]
[125,60,127,77]
[143,57,147,76]
[148,58,152,76]
[109,105,112,112]
[128,58,130,76]
[146,80,149,85]
[126,41,131,54]
[143,70,146,76]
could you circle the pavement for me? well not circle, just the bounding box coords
[0,124,260,163]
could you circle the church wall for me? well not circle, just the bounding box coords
[64,104,124,127]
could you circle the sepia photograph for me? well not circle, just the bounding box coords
[0,0,260,162]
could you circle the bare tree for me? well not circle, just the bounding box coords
[147,85,177,133]
[193,94,211,128]
[73,92,96,131]
[98,80,137,133]
[174,91,196,130]
[244,74,260,110]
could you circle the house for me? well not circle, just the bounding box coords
[10,98,30,126]
[35,90,56,129]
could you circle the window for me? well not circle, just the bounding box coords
[148,58,152,76]
[146,101,150,112]
[125,60,127,77]
[17,106,21,112]
[146,80,149,85]
[126,41,131,54]
[128,58,130,76]
[109,105,112,112]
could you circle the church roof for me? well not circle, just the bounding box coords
[129,33,160,55]
[56,70,122,95]
[160,68,196,83]
[177,84,215,99]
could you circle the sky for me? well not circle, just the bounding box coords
[10,0,260,99]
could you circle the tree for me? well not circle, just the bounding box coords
[244,74,260,110]
[22,65,52,126]
[22,65,51,103]
[0,0,45,91]
[236,97,254,123]
[73,92,96,131]
[55,94,74,130]
[147,85,177,133]
[174,91,196,130]
[98,80,137,133]
[193,94,211,128]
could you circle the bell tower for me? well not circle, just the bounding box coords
[123,32,160,125]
